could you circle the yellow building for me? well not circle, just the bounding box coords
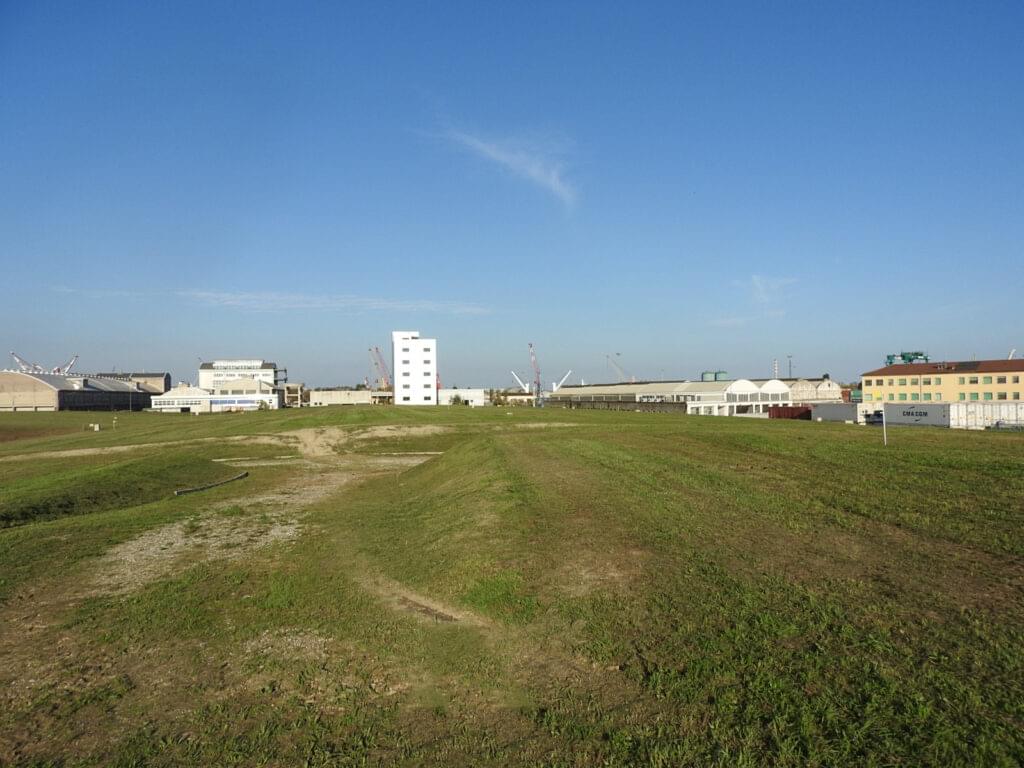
[861,360,1024,404]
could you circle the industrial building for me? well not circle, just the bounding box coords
[861,359,1024,403]
[151,380,282,413]
[549,378,797,415]
[0,371,152,412]
[392,331,438,405]
[93,372,171,394]
[198,360,287,391]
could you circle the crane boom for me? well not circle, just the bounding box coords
[553,370,572,392]
[9,351,42,373]
[372,346,392,389]
[511,371,530,393]
[606,353,633,382]
[54,355,78,375]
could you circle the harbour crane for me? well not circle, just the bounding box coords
[368,347,392,390]
[511,370,531,394]
[552,370,572,392]
[10,351,43,373]
[53,355,78,375]
[606,353,634,383]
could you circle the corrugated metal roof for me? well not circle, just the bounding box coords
[862,360,1024,376]
[13,372,142,392]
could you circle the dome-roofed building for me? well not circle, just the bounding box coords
[0,371,152,412]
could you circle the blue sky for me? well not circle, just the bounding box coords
[2,1,1022,387]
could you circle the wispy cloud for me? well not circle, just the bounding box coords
[51,285,149,299]
[446,129,576,206]
[51,285,488,315]
[181,290,489,316]
[748,274,797,305]
[708,274,798,328]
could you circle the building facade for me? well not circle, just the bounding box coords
[198,360,287,390]
[438,387,489,407]
[308,389,373,407]
[151,381,282,413]
[391,331,437,405]
[860,360,1024,404]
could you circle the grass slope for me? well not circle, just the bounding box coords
[0,407,1021,766]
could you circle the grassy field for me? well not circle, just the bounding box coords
[1,406,1022,766]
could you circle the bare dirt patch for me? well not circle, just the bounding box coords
[351,425,451,441]
[362,574,482,627]
[86,453,434,597]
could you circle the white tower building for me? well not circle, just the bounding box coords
[391,331,438,405]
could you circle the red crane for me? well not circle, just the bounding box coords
[368,347,392,390]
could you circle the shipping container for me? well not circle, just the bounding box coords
[881,402,1024,429]
[949,402,1024,430]
[811,403,858,422]
[883,403,951,427]
[768,406,811,420]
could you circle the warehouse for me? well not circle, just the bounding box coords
[548,378,794,415]
[0,371,152,411]
[768,376,843,404]
[861,359,1024,404]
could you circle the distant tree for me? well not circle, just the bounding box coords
[450,395,464,406]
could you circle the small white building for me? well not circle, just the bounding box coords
[438,388,489,407]
[392,331,438,405]
[198,360,287,391]
[151,381,282,413]
[309,389,373,407]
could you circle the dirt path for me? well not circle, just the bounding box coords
[0,424,453,463]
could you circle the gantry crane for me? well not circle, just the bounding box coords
[885,351,929,366]
[10,351,42,373]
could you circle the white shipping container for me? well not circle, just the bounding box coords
[811,403,858,422]
[949,402,1024,430]
[883,403,951,427]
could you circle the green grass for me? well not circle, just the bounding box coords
[0,406,1022,766]
[0,451,237,528]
